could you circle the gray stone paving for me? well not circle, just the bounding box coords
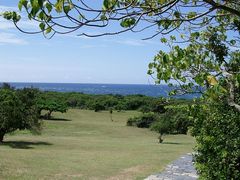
[145,153,198,180]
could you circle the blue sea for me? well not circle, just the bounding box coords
[3,82,198,99]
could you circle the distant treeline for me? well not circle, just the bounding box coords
[39,91,194,112]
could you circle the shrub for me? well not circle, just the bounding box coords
[127,113,158,128]
[191,102,240,179]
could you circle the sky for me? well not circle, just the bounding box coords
[0,1,167,84]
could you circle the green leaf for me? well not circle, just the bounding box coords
[18,0,27,11]
[39,22,45,31]
[100,13,108,21]
[103,0,117,10]
[45,3,52,13]
[170,35,176,41]
[187,12,197,19]
[174,11,181,18]
[160,37,167,43]
[45,26,52,34]
[38,0,43,7]
[55,0,63,13]
[63,5,71,14]
[38,11,44,20]
[120,18,136,28]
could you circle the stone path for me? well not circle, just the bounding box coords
[145,153,198,180]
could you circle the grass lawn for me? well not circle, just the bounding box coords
[0,109,195,180]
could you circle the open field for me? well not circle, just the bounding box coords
[0,109,195,180]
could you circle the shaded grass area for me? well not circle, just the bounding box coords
[0,109,195,180]
[0,141,52,149]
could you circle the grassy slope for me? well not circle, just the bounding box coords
[0,109,195,180]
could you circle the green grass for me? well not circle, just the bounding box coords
[0,109,195,180]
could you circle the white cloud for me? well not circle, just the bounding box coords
[0,32,28,45]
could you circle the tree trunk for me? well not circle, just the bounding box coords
[0,132,5,143]
[46,111,52,119]
[158,134,163,143]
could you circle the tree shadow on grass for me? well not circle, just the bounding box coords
[0,141,53,149]
[162,142,181,145]
[47,118,72,121]
[40,116,71,121]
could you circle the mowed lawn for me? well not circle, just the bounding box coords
[0,109,195,180]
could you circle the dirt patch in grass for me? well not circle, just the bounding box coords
[107,165,147,180]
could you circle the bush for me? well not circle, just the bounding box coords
[127,113,158,128]
[191,102,240,179]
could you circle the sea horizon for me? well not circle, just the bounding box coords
[0,82,198,99]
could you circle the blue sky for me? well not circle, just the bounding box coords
[0,1,167,84]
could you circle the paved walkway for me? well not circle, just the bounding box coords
[145,153,198,180]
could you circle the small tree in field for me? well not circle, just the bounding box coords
[38,99,68,119]
[151,118,172,143]
[0,88,41,142]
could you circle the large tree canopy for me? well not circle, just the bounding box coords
[0,87,42,142]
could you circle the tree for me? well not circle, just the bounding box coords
[0,88,41,142]
[151,117,172,143]
[37,98,68,119]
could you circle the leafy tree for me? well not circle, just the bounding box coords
[151,118,172,143]
[0,88,41,142]
[37,97,68,119]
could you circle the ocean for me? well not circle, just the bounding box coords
[3,82,199,99]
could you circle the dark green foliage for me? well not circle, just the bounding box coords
[93,102,106,112]
[139,105,152,113]
[37,92,68,119]
[33,91,194,113]
[38,99,68,119]
[150,117,172,143]
[127,113,158,128]
[151,98,168,113]
[128,105,192,143]
[150,107,191,135]
[0,87,41,142]
[191,102,240,179]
